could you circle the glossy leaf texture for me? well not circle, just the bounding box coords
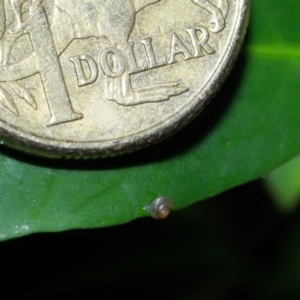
[0,0,300,241]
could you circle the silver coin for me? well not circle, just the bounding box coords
[0,0,249,157]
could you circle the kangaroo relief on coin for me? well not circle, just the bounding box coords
[0,0,249,157]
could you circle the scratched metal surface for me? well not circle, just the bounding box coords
[0,0,249,157]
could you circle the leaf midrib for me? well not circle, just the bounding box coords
[246,45,300,60]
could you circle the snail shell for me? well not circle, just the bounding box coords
[144,196,173,219]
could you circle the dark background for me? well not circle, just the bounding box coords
[1,179,299,300]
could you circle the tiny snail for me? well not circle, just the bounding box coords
[144,196,174,219]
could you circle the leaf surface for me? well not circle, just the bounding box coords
[266,154,300,213]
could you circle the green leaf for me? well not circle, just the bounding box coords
[265,154,300,213]
[1,0,300,240]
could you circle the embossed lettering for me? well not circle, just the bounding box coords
[168,33,193,64]
[186,27,215,57]
[100,48,126,78]
[140,38,167,69]
[25,8,83,127]
[123,42,148,75]
[70,55,99,87]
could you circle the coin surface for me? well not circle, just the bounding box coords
[0,0,249,157]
